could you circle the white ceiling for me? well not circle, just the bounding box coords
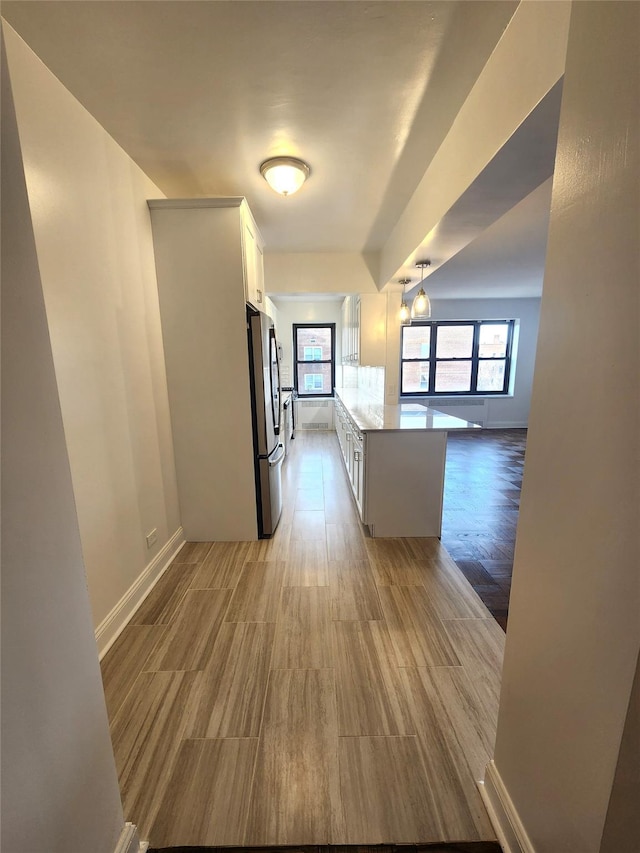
[2,0,556,299]
[415,178,553,301]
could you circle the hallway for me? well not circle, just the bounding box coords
[100,431,504,849]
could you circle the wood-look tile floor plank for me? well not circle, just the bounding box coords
[365,538,428,586]
[282,539,329,587]
[333,620,415,736]
[323,486,358,523]
[190,541,251,589]
[295,487,325,511]
[173,541,214,563]
[187,622,275,738]
[399,667,496,839]
[149,738,258,847]
[291,510,327,540]
[296,454,324,473]
[225,560,284,623]
[411,558,489,620]
[100,624,167,722]
[130,562,199,625]
[329,560,383,622]
[403,537,452,562]
[245,668,342,845]
[339,735,455,843]
[443,618,505,725]
[322,458,348,483]
[110,670,200,839]
[286,470,324,491]
[271,586,333,669]
[144,589,232,671]
[377,585,461,667]
[326,523,368,561]
[400,666,496,781]
[245,524,291,562]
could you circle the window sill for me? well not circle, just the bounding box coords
[400,394,515,401]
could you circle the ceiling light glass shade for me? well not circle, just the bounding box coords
[399,301,411,325]
[260,157,310,196]
[411,287,431,320]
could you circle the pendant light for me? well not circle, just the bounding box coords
[398,278,412,325]
[260,157,310,196]
[411,260,431,320]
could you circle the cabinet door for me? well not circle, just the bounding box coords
[243,214,264,308]
[254,237,265,307]
[358,294,387,367]
[338,411,348,459]
[353,438,365,517]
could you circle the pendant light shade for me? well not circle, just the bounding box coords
[260,157,310,196]
[398,278,412,325]
[411,260,432,320]
[410,288,431,319]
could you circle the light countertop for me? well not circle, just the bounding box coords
[334,387,481,433]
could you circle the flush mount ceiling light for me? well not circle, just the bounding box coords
[260,157,310,196]
[411,260,432,320]
[397,278,412,326]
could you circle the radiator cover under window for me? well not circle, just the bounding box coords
[296,398,334,430]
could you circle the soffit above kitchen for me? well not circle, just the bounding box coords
[1,0,519,256]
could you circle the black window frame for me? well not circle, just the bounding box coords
[400,319,515,397]
[293,322,336,398]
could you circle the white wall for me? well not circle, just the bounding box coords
[265,252,378,295]
[4,23,182,638]
[1,31,125,851]
[401,297,541,428]
[491,3,639,851]
[271,299,343,392]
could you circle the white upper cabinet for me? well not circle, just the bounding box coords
[242,206,265,309]
[341,293,387,367]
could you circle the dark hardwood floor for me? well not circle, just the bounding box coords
[441,429,527,632]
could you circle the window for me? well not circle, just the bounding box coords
[294,323,336,397]
[400,320,515,396]
[304,374,324,391]
[303,346,323,361]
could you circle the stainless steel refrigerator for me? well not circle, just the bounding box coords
[247,306,285,537]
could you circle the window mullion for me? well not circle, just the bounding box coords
[470,322,480,392]
[503,320,514,393]
[428,322,436,392]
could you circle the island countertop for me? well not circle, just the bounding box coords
[334,387,481,433]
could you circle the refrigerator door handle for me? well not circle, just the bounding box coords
[269,444,286,468]
[269,327,282,435]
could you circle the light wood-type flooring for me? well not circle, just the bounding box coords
[101,431,505,849]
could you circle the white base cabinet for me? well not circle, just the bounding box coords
[334,395,447,537]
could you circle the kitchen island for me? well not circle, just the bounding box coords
[334,387,480,537]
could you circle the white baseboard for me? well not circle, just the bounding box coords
[96,527,185,659]
[113,822,147,853]
[479,760,536,853]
